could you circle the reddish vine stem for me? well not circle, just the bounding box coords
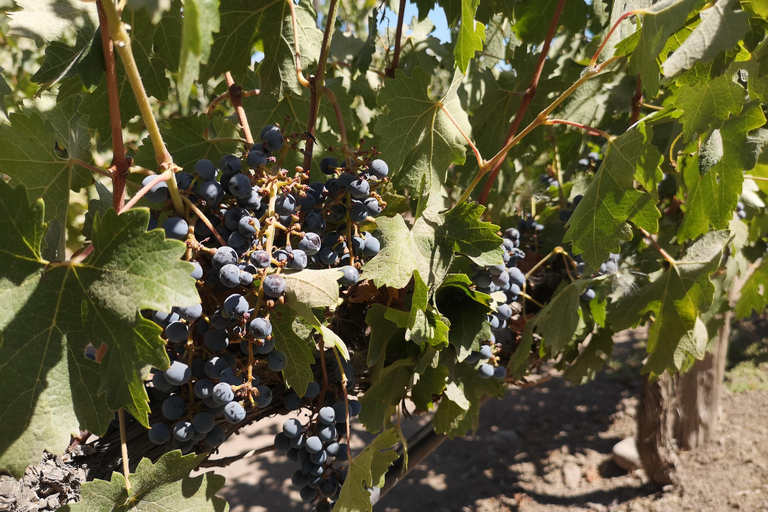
[589,10,640,68]
[224,72,254,146]
[302,0,340,172]
[97,0,131,212]
[386,0,407,78]
[630,76,643,124]
[546,119,612,139]
[478,0,567,205]
[638,227,676,264]
[323,86,348,147]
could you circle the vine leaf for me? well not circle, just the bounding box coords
[374,67,471,193]
[662,0,749,77]
[628,0,700,97]
[434,359,503,437]
[411,365,449,411]
[133,114,240,172]
[674,74,745,141]
[677,102,766,241]
[31,32,97,91]
[333,428,399,512]
[610,230,730,376]
[60,451,229,512]
[177,0,220,106]
[271,311,316,397]
[523,281,584,354]
[0,182,198,477]
[564,122,663,268]
[563,328,615,384]
[7,0,98,46]
[125,5,179,101]
[454,0,485,73]
[0,112,84,261]
[434,274,493,361]
[364,204,502,291]
[358,360,414,433]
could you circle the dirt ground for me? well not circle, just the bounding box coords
[212,334,768,512]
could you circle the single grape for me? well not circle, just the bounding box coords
[362,234,380,257]
[507,267,525,287]
[196,180,224,205]
[581,288,596,301]
[336,444,349,461]
[284,392,301,411]
[326,441,340,457]
[219,154,242,179]
[163,217,188,240]
[289,249,309,270]
[249,317,272,339]
[318,424,337,444]
[255,385,273,407]
[204,356,228,379]
[223,294,249,318]
[350,200,368,222]
[310,450,328,465]
[164,361,191,386]
[219,367,243,386]
[224,401,246,423]
[204,328,229,352]
[275,193,296,215]
[290,434,306,449]
[224,207,249,232]
[247,150,267,169]
[305,436,323,453]
[474,271,492,288]
[255,337,276,354]
[275,432,292,452]
[175,303,202,322]
[305,381,321,398]
[494,366,507,380]
[193,159,216,180]
[162,396,185,420]
[212,246,238,269]
[238,215,259,237]
[496,303,513,321]
[368,159,388,179]
[349,399,361,417]
[226,231,250,254]
[283,418,303,438]
[478,363,495,379]
[479,345,493,360]
[193,379,214,400]
[250,249,271,268]
[262,127,284,152]
[268,349,288,371]
[364,196,382,217]
[206,426,226,447]
[300,485,317,502]
[219,264,241,288]
[319,247,339,266]
[228,173,252,199]
[318,406,336,425]
[349,178,370,199]
[320,156,338,175]
[212,382,234,404]
[339,266,359,286]
[176,171,194,191]
[192,412,216,434]
[298,192,316,212]
[239,271,254,286]
[152,371,174,392]
[304,212,326,234]
[263,274,286,298]
[148,423,171,445]
[141,175,169,203]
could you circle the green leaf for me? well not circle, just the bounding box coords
[0,112,84,261]
[735,258,768,318]
[133,114,240,172]
[351,10,378,76]
[564,122,663,268]
[31,32,96,90]
[333,429,399,512]
[358,360,414,433]
[0,184,198,476]
[435,274,492,361]
[454,0,485,73]
[662,0,749,77]
[674,74,745,141]
[125,5,176,101]
[77,64,141,144]
[434,359,503,437]
[677,102,766,241]
[560,74,612,127]
[365,304,403,369]
[374,67,471,192]
[563,328,615,384]
[433,381,471,434]
[7,0,98,46]
[411,365,449,411]
[60,451,229,512]
[242,78,360,178]
[364,204,502,290]
[83,182,113,240]
[628,0,701,97]
[610,230,729,375]
[127,0,172,24]
[270,310,316,397]
[177,0,220,105]
[526,282,584,353]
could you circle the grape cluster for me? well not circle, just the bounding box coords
[577,151,602,168]
[274,397,361,510]
[140,124,387,457]
[467,227,531,381]
[736,201,746,220]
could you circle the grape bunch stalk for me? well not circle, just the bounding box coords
[132,123,389,508]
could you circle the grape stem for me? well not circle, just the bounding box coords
[224,72,254,146]
[121,171,171,212]
[322,86,349,149]
[589,10,641,68]
[288,0,311,88]
[96,0,131,212]
[182,195,228,246]
[118,409,131,491]
[302,0,341,172]
[545,119,614,140]
[69,158,111,178]
[638,227,677,265]
[331,346,353,461]
[475,0,568,206]
[98,0,185,215]
[386,0,407,78]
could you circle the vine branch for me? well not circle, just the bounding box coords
[323,86,348,147]
[546,119,613,139]
[442,105,483,169]
[386,0,407,78]
[118,409,131,491]
[97,0,131,212]
[302,0,340,172]
[477,0,567,205]
[224,72,254,146]
[590,10,641,68]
